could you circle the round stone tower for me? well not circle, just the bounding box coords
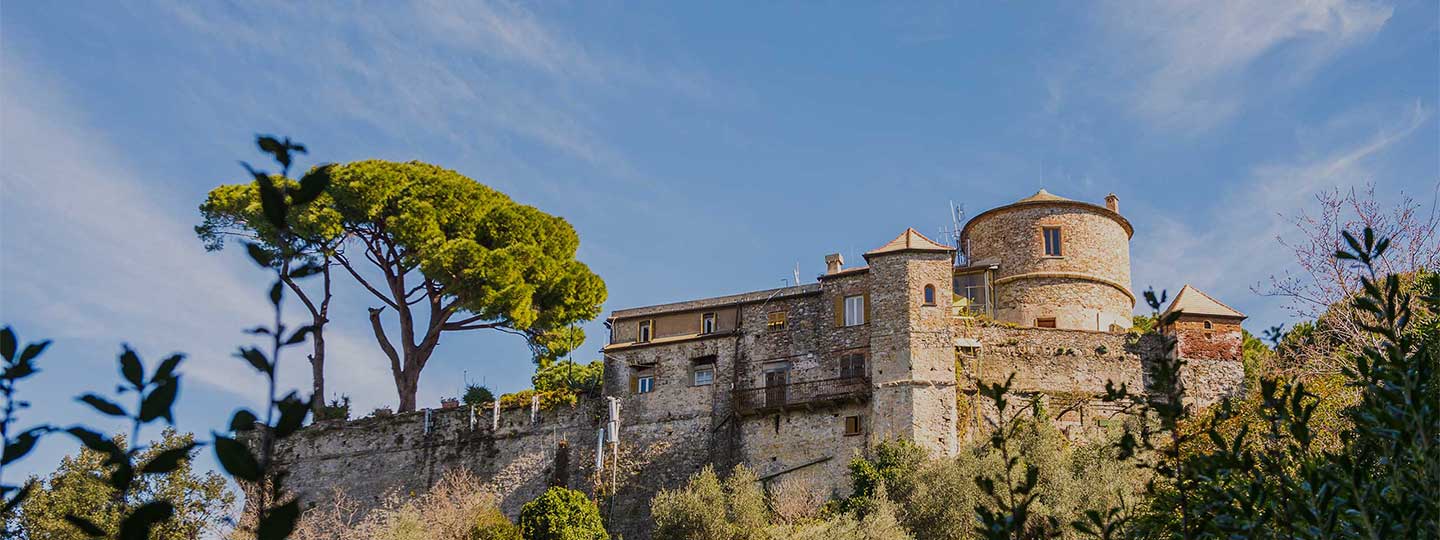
[960,189,1134,331]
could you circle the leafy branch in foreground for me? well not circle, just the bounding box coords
[213,135,330,540]
[0,327,52,531]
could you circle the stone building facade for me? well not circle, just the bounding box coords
[267,190,1247,539]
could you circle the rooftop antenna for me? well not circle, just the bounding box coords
[793,262,801,286]
[938,200,967,266]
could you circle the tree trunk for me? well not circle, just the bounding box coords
[309,328,326,415]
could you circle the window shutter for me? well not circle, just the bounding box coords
[863,292,871,324]
[629,375,638,393]
[834,295,845,327]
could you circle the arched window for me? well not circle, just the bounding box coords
[923,285,936,305]
[1203,320,1213,329]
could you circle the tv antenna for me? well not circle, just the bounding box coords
[937,201,967,265]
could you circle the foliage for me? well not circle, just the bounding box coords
[650,465,770,540]
[321,159,608,411]
[197,158,344,417]
[289,469,514,540]
[17,430,233,539]
[464,385,496,408]
[1129,315,1157,335]
[1240,329,1274,394]
[533,360,604,395]
[314,395,351,422]
[0,326,51,532]
[498,388,581,411]
[517,487,608,540]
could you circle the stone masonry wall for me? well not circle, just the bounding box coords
[964,202,1134,330]
[271,397,601,518]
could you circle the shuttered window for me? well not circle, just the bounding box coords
[840,353,865,378]
[844,295,865,326]
[767,311,787,331]
[1043,227,1063,256]
[701,312,716,334]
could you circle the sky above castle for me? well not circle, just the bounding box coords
[2,1,1436,480]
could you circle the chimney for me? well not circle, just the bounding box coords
[824,253,844,275]
[1105,193,1119,213]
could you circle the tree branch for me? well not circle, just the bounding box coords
[368,307,403,382]
[334,252,399,310]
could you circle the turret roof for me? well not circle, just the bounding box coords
[1015,188,1071,203]
[1161,285,1246,319]
[864,228,954,258]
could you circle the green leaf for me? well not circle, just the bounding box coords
[258,499,301,540]
[65,427,123,462]
[274,393,310,438]
[238,347,271,375]
[2,430,44,465]
[0,327,15,362]
[119,500,175,540]
[141,443,196,474]
[152,353,184,383]
[17,340,50,363]
[230,409,260,432]
[78,393,127,417]
[63,514,107,537]
[119,346,144,388]
[108,461,135,492]
[213,435,262,481]
[246,242,276,267]
[293,165,331,205]
[285,325,317,345]
[139,378,180,423]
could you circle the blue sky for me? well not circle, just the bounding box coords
[1,1,1436,485]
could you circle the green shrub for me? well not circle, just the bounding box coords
[518,487,608,540]
[464,384,495,408]
[315,394,351,421]
[533,360,603,395]
[470,508,522,540]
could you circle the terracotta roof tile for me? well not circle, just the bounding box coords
[1162,285,1246,319]
[864,228,954,257]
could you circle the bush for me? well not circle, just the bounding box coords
[290,469,509,540]
[533,360,604,394]
[470,508,522,540]
[315,395,351,421]
[518,487,608,540]
[464,384,496,408]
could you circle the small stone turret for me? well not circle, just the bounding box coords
[862,229,958,457]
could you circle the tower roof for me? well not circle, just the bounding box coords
[1016,188,1071,203]
[1161,285,1246,319]
[864,228,954,259]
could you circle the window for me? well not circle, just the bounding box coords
[843,415,862,436]
[843,295,866,326]
[953,271,992,316]
[1203,320,1213,329]
[923,285,936,305]
[1036,317,1057,329]
[630,368,656,394]
[691,356,716,386]
[840,353,866,378]
[637,320,652,343]
[1042,227,1063,256]
[767,311,787,331]
[701,312,716,334]
[692,366,714,386]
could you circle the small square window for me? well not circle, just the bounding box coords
[843,415,862,436]
[1042,227,1063,257]
[844,295,865,326]
[767,311,787,331]
[701,312,716,334]
[637,320,652,343]
[692,368,714,386]
[636,375,654,394]
[1036,318,1057,329]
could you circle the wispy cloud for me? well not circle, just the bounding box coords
[0,52,393,410]
[1131,100,1430,325]
[1097,0,1392,132]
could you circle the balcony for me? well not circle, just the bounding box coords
[733,376,871,415]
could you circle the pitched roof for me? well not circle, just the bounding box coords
[1162,285,1246,319]
[864,228,955,258]
[1016,188,1071,203]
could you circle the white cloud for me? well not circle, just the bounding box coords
[1130,100,1430,325]
[0,52,394,410]
[1098,0,1392,132]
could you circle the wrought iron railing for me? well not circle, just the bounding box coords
[733,376,870,415]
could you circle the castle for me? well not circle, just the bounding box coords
[268,190,1247,539]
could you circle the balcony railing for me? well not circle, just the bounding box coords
[733,376,870,415]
